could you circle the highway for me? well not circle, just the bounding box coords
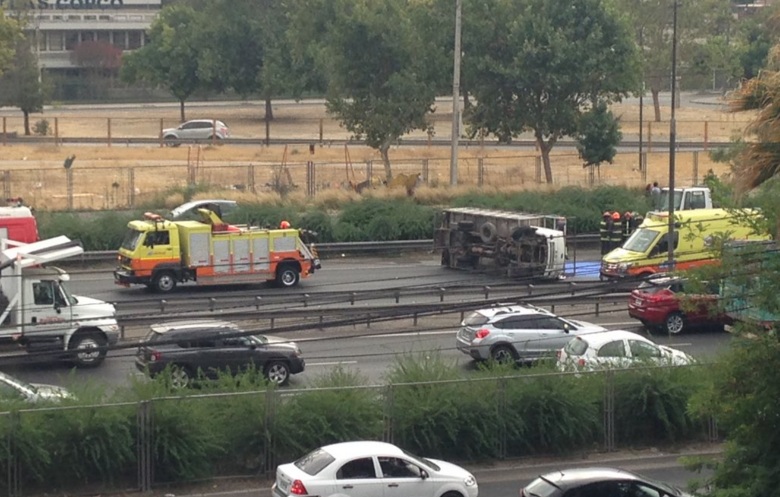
[2,255,732,390]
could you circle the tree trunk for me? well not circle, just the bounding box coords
[23,111,30,136]
[651,88,661,122]
[179,100,186,122]
[265,97,274,121]
[379,143,392,181]
[535,134,554,184]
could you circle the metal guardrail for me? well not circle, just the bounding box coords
[70,234,601,263]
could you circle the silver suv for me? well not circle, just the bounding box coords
[162,119,229,146]
[456,304,606,364]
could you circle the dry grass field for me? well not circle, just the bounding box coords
[0,97,754,210]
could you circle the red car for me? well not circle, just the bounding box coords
[628,276,729,334]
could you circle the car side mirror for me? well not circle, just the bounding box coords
[563,323,570,333]
[420,469,428,480]
[249,343,257,350]
[54,303,61,313]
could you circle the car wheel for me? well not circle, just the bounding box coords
[153,271,177,293]
[490,345,517,364]
[265,361,291,386]
[170,366,193,389]
[664,312,686,335]
[276,264,300,288]
[164,135,180,147]
[69,333,107,368]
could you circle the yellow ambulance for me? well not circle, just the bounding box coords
[600,208,770,279]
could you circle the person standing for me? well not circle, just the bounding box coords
[609,211,623,251]
[600,212,611,255]
[622,212,633,242]
[650,181,662,210]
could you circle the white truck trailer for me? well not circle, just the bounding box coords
[0,236,119,367]
[434,208,567,280]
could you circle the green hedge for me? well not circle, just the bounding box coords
[0,359,711,493]
[36,187,650,251]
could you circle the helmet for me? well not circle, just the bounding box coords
[611,212,621,220]
[279,220,291,229]
[603,211,611,217]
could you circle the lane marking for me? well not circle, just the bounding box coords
[307,360,358,367]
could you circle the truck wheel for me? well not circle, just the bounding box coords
[490,345,517,364]
[153,271,177,293]
[480,222,498,243]
[69,333,107,368]
[264,361,291,386]
[276,264,300,288]
[664,312,686,335]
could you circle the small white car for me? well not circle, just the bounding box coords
[557,329,694,371]
[272,440,478,497]
[161,119,229,146]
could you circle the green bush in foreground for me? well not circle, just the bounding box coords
[0,359,711,492]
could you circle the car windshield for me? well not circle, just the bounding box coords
[247,335,268,345]
[294,448,335,476]
[463,312,489,327]
[402,449,441,471]
[521,477,559,497]
[623,229,660,253]
[121,229,144,251]
[660,190,683,211]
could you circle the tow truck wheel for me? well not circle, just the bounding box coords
[153,271,177,293]
[276,265,300,288]
[70,333,107,368]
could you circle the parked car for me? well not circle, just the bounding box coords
[628,275,728,334]
[169,199,238,221]
[520,467,693,497]
[272,441,478,497]
[135,319,304,387]
[161,119,229,146]
[0,370,73,403]
[557,329,694,371]
[456,303,606,364]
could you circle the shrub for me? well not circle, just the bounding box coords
[33,119,50,136]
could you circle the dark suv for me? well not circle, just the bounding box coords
[135,319,304,387]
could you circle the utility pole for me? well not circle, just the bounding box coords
[667,0,678,268]
[449,0,462,186]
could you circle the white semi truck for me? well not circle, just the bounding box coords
[0,236,119,367]
[434,208,567,280]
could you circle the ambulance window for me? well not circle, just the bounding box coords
[654,232,679,255]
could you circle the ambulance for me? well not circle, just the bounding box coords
[0,200,38,243]
[600,208,770,279]
[114,209,320,292]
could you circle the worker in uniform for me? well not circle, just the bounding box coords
[630,211,643,234]
[622,211,633,242]
[609,211,623,251]
[599,211,611,255]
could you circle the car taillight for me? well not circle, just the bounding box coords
[556,349,562,360]
[475,329,490,339]
[150,351,162,362]
[577,358,586,367]
[290,479,308,495]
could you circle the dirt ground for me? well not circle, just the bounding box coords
[0,99,753,210]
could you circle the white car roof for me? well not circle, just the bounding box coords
[320,441,403,459]
[475,304,552,319]
[170,199,237,217]
[579,329,652,347]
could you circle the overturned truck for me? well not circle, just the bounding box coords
[434,208,567,280]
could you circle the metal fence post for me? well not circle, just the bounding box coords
[603,370,615,451]
[383,384,394,444]
[264,389,278,475]
[107,118,112,147]
[137,400,152,492]
[497,377,507,459]
[535,156,542,184]
[54,117,59,146]
[6,411,20,497]
[66,168,74,211]
[248,164,256,194]
[693,151,699,184]
[128,167,136,208]
[422,159,429,184]
[478,158,484,186]
[2,171,10,200]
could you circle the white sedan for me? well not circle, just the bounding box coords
[557,329,694,371]
[272,440,478,497]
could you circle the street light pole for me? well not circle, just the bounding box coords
[450,0,462,186]
[667,0,678,268]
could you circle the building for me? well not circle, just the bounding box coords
[1,0,163,99]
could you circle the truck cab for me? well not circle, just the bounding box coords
[656,186,713,212]
[0,236,119,367]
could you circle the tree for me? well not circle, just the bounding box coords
[293,0,436,180]
[0,35,47,135]
[463,0,639,183]
[0,9,20,76]
[575,101,622,182]
[120,5,206,122]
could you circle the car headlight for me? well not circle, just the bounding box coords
[464,475,476,487]
[617,262,634,271]
[103,324,119,332]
